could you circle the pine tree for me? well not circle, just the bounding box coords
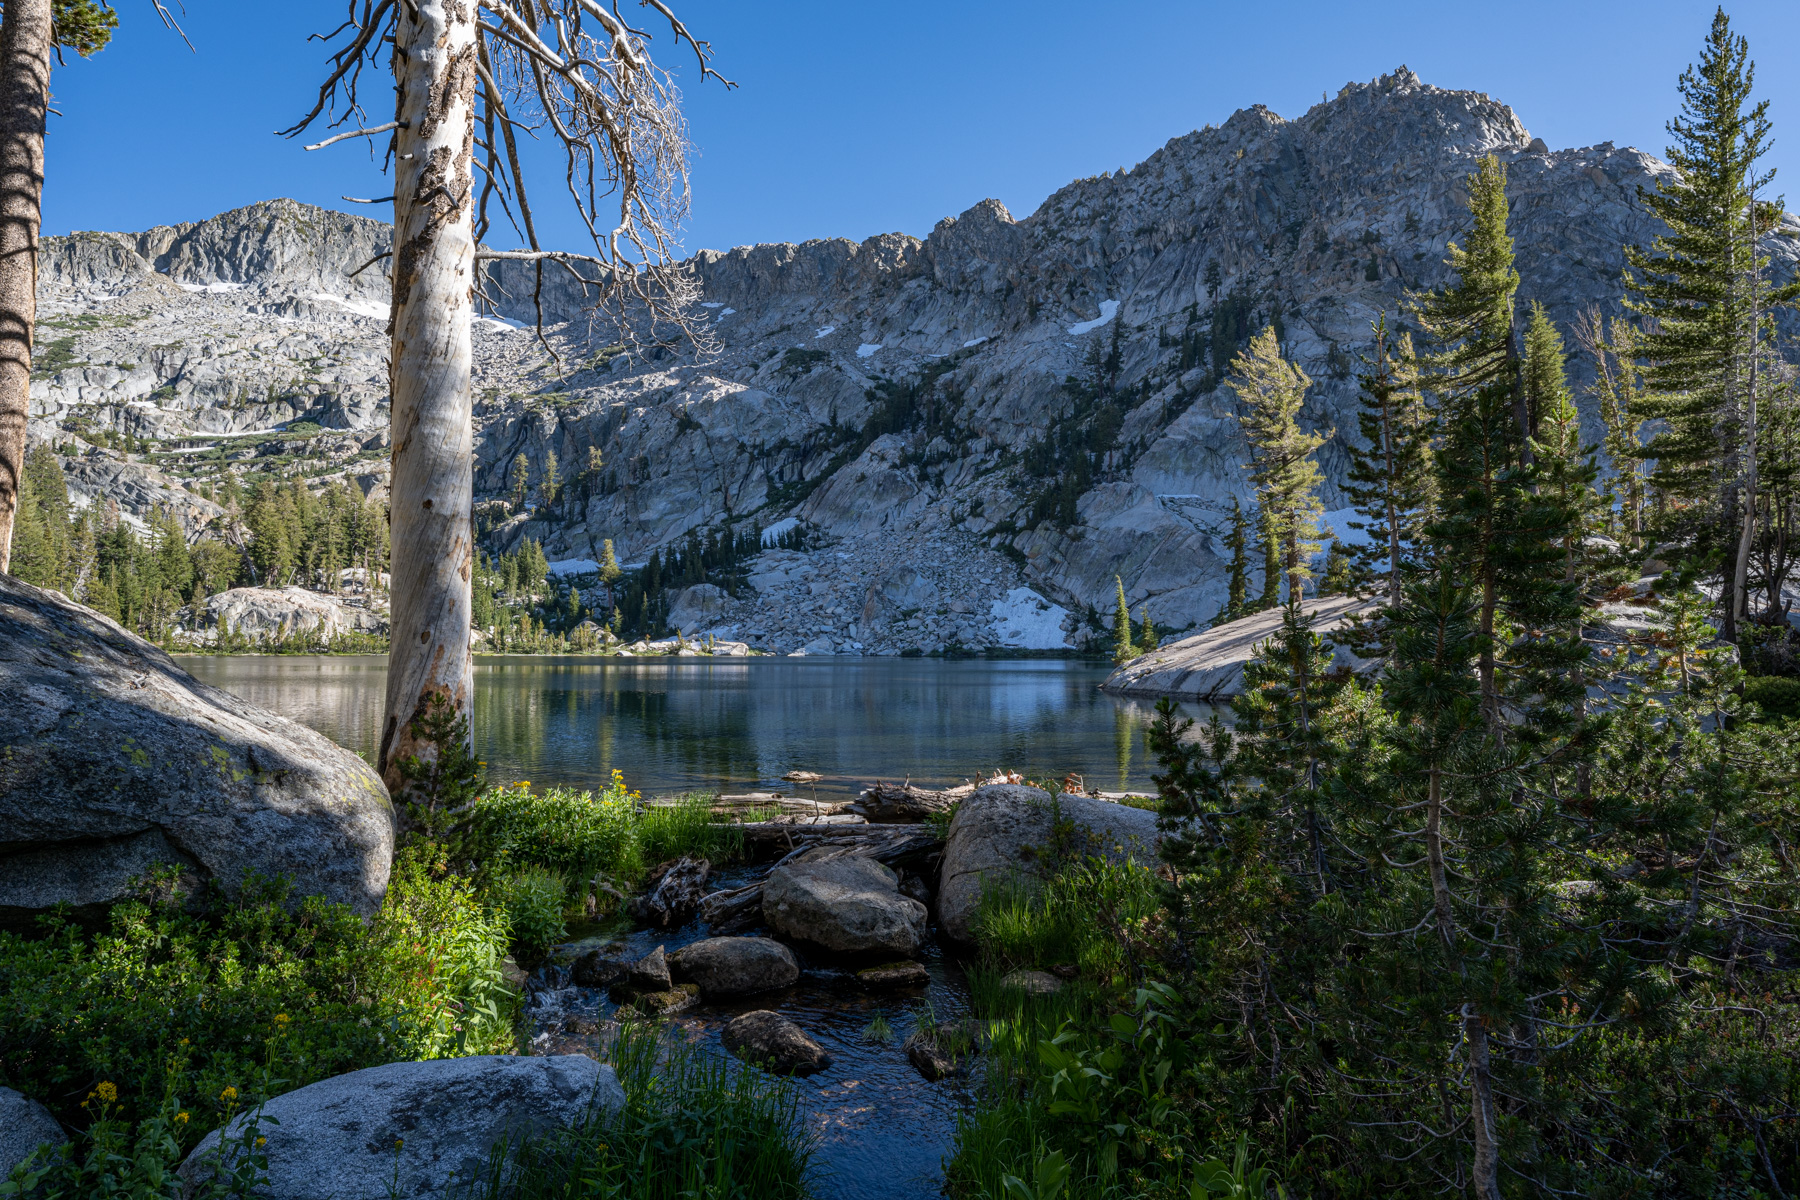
[1411,155,1525,733]
[1320,539,1352,595]
[1345,318,1435,606]
[1624,9,1799,633]
[1228,326,1327,604]
[1221,495,1250,623]
[1511,303,1597,757]
[540,450,560,510]
[150,506,192,603]
[245,481,296,586]
[9,443,73,590]
[510,452,530,510]
[1112,576,1136,663]
[1138,604,1154,651]
[1256,502,1281,612]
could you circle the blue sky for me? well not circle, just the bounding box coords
[42,1,1800,255]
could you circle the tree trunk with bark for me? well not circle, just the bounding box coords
[0,0,49,573]
[377,0,479,792]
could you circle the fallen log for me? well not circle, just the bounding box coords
[735,821,943,868]
[849,781,975,823]
[696,881,764,928]
[712,792,850,818]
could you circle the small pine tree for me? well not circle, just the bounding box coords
[1222,495,1250,623]
[540,451,560,510]
[1229,326,1327,605]
[1112,576,1136,663]
[510,452,531,510]
[1139,604,1154,650]
[1344,315,1435,606]
[1321,539,1352,595]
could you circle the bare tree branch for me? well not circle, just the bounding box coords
[304,120,403,151]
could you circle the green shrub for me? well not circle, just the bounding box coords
[0,852,513,1139]
[499,868,566,956]
[1744,673,1800,720]
[451,1024,812,1200]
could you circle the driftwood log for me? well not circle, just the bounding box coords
[736,821,942,866]
[695,881,765,935]
[629,856,711,928]
[718,793,851,818]
[849,781,975,823]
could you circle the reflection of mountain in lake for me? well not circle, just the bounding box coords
[180,656,1214,801]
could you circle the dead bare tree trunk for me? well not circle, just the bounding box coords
[0,0,49,573]
[377,0,479,791]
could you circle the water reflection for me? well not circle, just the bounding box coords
[181,655,1214,802]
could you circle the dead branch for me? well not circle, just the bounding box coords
[283,0,728,353]
[304,120,404,151]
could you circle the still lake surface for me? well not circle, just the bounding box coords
[181,654,1202,801]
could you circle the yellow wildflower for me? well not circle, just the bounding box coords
[257,1137,267,1147]
[273,1013,290,1027]
[95,1081,117,1104]
[177,1112,190,1124]
[220,1086,238,1103]
[394,1139,404,1151]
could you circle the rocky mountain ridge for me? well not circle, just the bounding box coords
[29,67,1800,654]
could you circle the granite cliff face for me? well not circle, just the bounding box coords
[29,69,1800,653]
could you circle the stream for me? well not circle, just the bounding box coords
[523,864,977,1200]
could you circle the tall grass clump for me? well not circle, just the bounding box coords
[974,858,1163,982]
[462,772,741,907]
[450,1023,813,1200]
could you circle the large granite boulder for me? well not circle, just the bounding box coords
[762,849,927,956]
[203,585,387,642]
[178,1055,622,1200]
[667,583,728,634]
[0,1087,66,1179]
[937,784,1160,944]
[0,576,394,925]
[1100,595,1378,701]
[669,936,800,998]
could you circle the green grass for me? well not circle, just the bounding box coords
[449,1023,813,1200]
[973,858,1163,979]
[945,859,1261,1200]
[463,777,742,911]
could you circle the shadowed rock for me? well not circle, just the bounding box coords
[937,784,1159,945]
[0,1087,65,1179]
[762,849,927,956]
[177,1055,621,1200]
[0,575,393,926]
[722,1011,831,1075]
[669,936,799,998]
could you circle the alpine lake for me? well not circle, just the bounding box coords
[182,654,1205,1200]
